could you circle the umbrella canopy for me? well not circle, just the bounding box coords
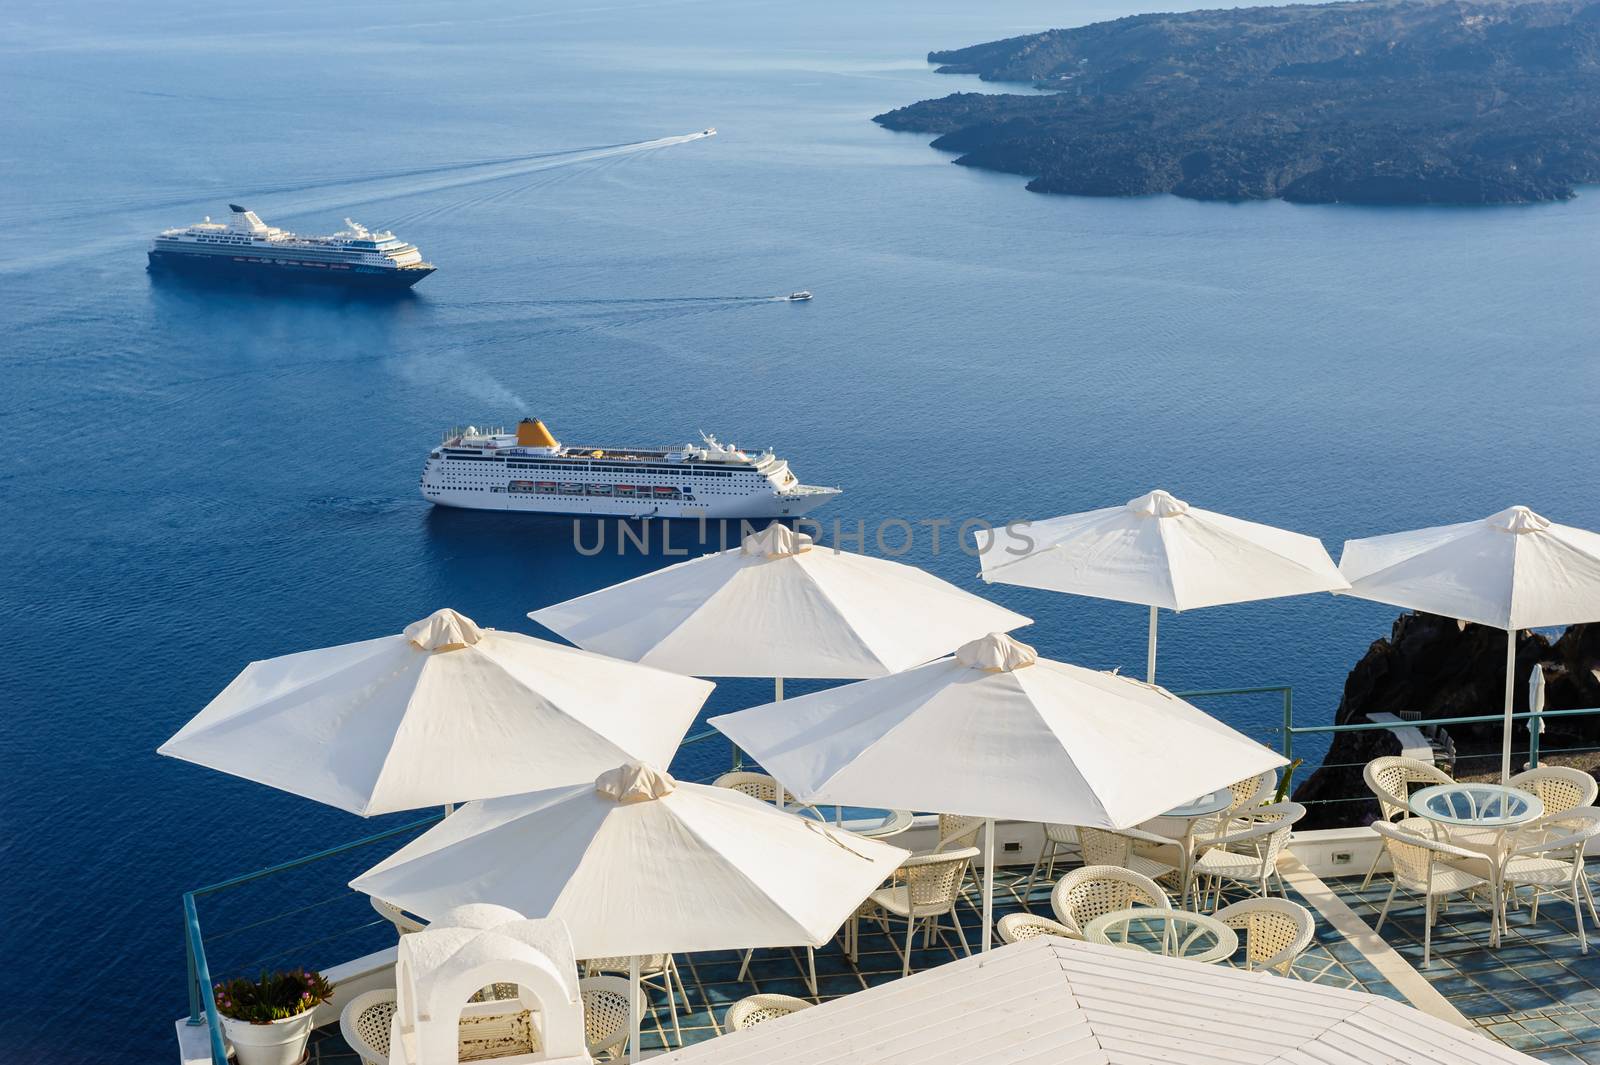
[650,936,1535,1065]
[710,632,1286,831]
[1336,506,1600,780]
[1337,506,1600,631]
[350,761,909,958]
[530,524,1030,680]
[976,489,1347,681]
[159,609,715,816]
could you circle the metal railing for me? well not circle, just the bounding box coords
[1281,702,1600,809]
[183,814,443,1065]
[177,685,1294,1061]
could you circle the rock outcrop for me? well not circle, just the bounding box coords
[874,0,1600,205]
[1293,614,1600,828]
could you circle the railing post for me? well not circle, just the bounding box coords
[185,914,202,1026]
[184,892,231,1065]
[1281,688,1294,767]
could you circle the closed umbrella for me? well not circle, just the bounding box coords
[977,490,1347,683]
[1337,506,1600,781]
[351,761,908,1060]
[159,608,714,816]
[711,632,1287,951]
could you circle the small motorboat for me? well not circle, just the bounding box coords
[702,127,718,136]
[787,290,812,301]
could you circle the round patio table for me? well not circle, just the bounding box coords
[1142,787,1234,907]
[1084,907,1238,964]
[1408,783,1543,829]
[787,803,914,839]
[1408,783,1543,947]
[1161,788,1234,820]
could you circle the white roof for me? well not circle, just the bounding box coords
[351,762,908,958]
[657,936,1533,1065]
[1337,505,1600,631]
[159,608,714,816]
[978,489,1348,610]
[531,524,1030,679]
[711,632,1286,828]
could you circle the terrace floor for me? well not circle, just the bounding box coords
[1328,873,1600,1063]
[301,864,1423,1064]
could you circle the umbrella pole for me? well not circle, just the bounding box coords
[774,677,786,809]
[1146,605,1159,685]
[629,954,642,1064]
[1501,629,1516,784]
[981,818,995,953]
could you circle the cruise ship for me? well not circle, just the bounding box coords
[148,205,434,290]
[420,418,842,518]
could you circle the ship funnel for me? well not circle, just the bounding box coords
[229,204,248,213]
[516,418,559,449]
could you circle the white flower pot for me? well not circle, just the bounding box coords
[221,1011,315,1065]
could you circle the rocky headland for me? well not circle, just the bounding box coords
[874,0,1600,205]
[1292,613,1600,828]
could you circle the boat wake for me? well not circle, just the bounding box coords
[0,130,718,276]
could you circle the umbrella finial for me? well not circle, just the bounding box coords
[1489,505,1551,535]
[1127,489,1189,519]
[741,524,813,558]
[595,762,677,803]
[955,632,1038,672]
[404,608,485,652]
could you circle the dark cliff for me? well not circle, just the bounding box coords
[874,0,1600,205]
[1293,613,1600,828]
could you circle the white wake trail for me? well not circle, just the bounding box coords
[0,130,717,277]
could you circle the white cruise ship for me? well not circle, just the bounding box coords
[420,418,842,518]
[148,205,434,290]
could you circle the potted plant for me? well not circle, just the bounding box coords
[213,968,334,1065]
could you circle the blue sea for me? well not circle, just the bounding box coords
[3,1,1598,1060]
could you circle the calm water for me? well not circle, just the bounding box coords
[3,1,1597,1059]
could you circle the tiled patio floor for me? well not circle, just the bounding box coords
[306,866,1396,1063]
[1328,874,1600,1063]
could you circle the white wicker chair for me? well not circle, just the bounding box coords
[1213,897,1316,976]
[713,770,781,803]
[1372,818,1497,965]
[1360,756,1454,889]
[340,988,538,1065]
[340,989,398,1065]
[1510,766,1599,823]
[996,912,1074,944]
[1191,801,1305,908]
[582,953,686,1046]
[579,976,632,1061]
[865,846,979,976]
[724,993,812,1031]
[1021,824,1081,906]
[1050,865,1168,939]
[936,813,987,898]
[1502,805,1600,953]
[1078,826,1178,885]
[1228,769,1279,814]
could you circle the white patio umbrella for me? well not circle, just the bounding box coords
[158,608,714,816]
[1336,506,1600,781]
[531,524,1031,701]
[351,761,908,1060]
[977,489,1348,683]
[710,632,1287,952]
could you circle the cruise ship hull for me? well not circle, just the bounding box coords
[422,485,841,520]
[147,250,434,290]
